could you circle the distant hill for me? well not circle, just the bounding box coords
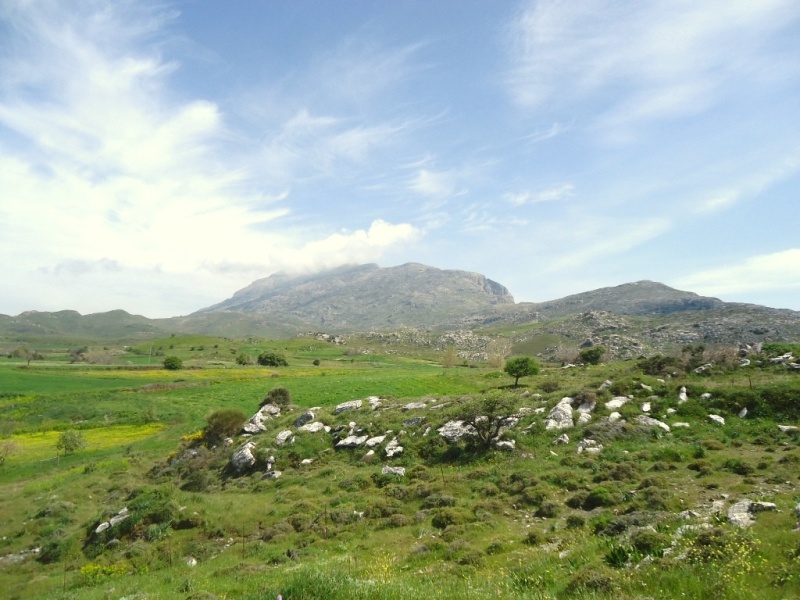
[1,264,798,355]
[193,263,515,330]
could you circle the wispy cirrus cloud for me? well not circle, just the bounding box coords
[505,183,574,206]
[506,0,800,130]
[675,249,800,297]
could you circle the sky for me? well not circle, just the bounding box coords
[1,0,799,318]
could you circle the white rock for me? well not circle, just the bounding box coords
[778,425,799,433]
[678,387,688,404]
[365,435,386,447]
[186,557,197,568]
[666,408,677,415]
[384,437,404,457]
[641,402,651,413]
[275,430,295,446]
[95,522,110,534]
[576,400,596,414]
[336,435,368,448]
[368,396,382,410]
[577,412,592,426]
[382,465,405,477]
[231,441,257,472]
[544,401,574,430]
[438,420,477,442]
[334,399,363,415]
[608,412,622,423]
[605,396,629,410]
[641,383,653,392]
[495,440,516,451]
[599,380,613,390]
[402,402,427,411]
[728,500,755,527]
[738,407,748,418]
[553,433,569,445]
[672,422,691,428]
[300,458,314,465]
[635,415,671,432]
[701,393,712,400]
[299,421,327,433]
[708,414,725,426]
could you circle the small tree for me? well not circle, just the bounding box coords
[504,356,539,387]
[0,441,18,466]
[442,345,458,368]
[579,346,605,365]
[163,356,183,370]
[261,387,291,408]
[55,430,87,456]
[203,409,246,445]
[235,353,253,366]
[257,351,289,367]
[453,391,517,450]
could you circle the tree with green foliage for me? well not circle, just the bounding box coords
[235,352,253,366]
[163,356,183,370]
[261,387,291,408]
[504,356,539,386]
[453,391,517,449]
[257,350,289,367]
[579,345,605,365]
[203,409,246,445]
[55,430,86,456]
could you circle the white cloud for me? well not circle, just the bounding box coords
[506,183,574,206]
[409,168,463,197]
[506,0,800,130]
[675,249,800,296]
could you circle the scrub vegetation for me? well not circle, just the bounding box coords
[0,335,798,599]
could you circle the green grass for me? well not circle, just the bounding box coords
[0,341,799,599]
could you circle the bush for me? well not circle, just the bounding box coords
[257,351,289,367]
[163,356,183,370]
[56,430,86,456]
[203,409,246,445]
[579,346,605,365]
[261,387,291,408]
[235,353,252,366]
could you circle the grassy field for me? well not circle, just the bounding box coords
[0,337,799,599]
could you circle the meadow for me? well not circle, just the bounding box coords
[0,336,798,599]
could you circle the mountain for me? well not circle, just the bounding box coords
[193,263,515,330]
[1,264,798,355]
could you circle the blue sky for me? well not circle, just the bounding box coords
[1,0,799,318]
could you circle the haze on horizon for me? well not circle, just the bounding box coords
[1,0,799,318]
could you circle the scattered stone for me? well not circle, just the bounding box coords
[577,439,603,454]
[275,430,295,446]
[678,387,688,404]
[545,398,574,430]
[641,402,651,413]
[243,404,282,434]
[750,501,777,513]
[262,470,282,480]
[708,415,725,426]
[231,442,257,472]
[605,396,629,410]
[300,458,314,465]
[299,421,328,433]
[666,408,677,415]
[495,439,516,451]
[641,383,653,392]
[336,435,369,448]
[553,433,569,445]
[778,425,799,433]
[599,380,613,390]
[694,363,713,374]
[403,416,426,427]
[108,508,129,528]
[576,399,596,414]
[672,422,691,428]
[384,437,404,458]
[577,412,592,426]
[368,396,382,410]
[365,435,386,448]
[739,358,751,367]
[334,399,363,415]
[402,402,427,411]
[608,412,622,423]
[382,465,405,477]
[293,410,316,428]
[738,407,748,418]
[438,420,477,442]
[186,557,197,568]
[701,393,712,400]
[635,415,671,432]
[728,499,755,527]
